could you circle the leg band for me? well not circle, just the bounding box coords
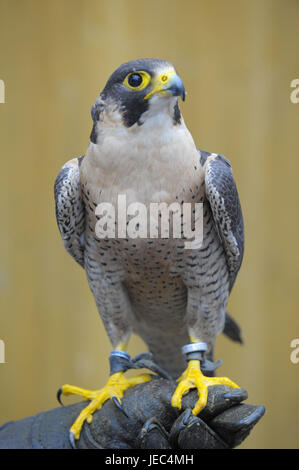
[182,342,222,374]
[109,350,131,375]
[182,342,208,362]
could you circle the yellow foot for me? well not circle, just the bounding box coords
[171,360,239,416]
[58,371,151,444]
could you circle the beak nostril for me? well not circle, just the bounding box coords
[144,72,185,101]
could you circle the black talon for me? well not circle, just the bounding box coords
[69,431,76,449]
[182,408,193,425]
[112,396,129,418]
[169,409,191,448]
[140,418,170,449]
[56,387,64,406]
[143,417,168,438]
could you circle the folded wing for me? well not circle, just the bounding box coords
[54,156,85,268]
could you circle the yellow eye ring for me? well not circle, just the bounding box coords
[123,71,151,91]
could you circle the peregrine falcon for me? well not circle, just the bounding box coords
[54,58,244,444]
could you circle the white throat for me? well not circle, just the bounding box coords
[82,96,201,205]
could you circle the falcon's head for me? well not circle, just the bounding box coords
[90,58,186,143]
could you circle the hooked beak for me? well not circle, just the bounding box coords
[145,70,186,101]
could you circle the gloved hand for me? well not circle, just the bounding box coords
[74,375,265,449]
[0,375,265,449]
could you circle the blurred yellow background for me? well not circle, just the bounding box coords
[0,0,299,449]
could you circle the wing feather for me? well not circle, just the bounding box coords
[54,156,85,267]
[203,152,244,291]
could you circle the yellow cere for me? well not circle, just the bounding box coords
[144,70,176,100]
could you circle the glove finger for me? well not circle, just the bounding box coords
[209,403,266,448]
[139,417,171,449]
[169,409,229,449]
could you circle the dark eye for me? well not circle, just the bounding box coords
[128,73,143,88]
[124,71,150,91]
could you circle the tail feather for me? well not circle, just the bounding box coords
[223,312,243,344]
